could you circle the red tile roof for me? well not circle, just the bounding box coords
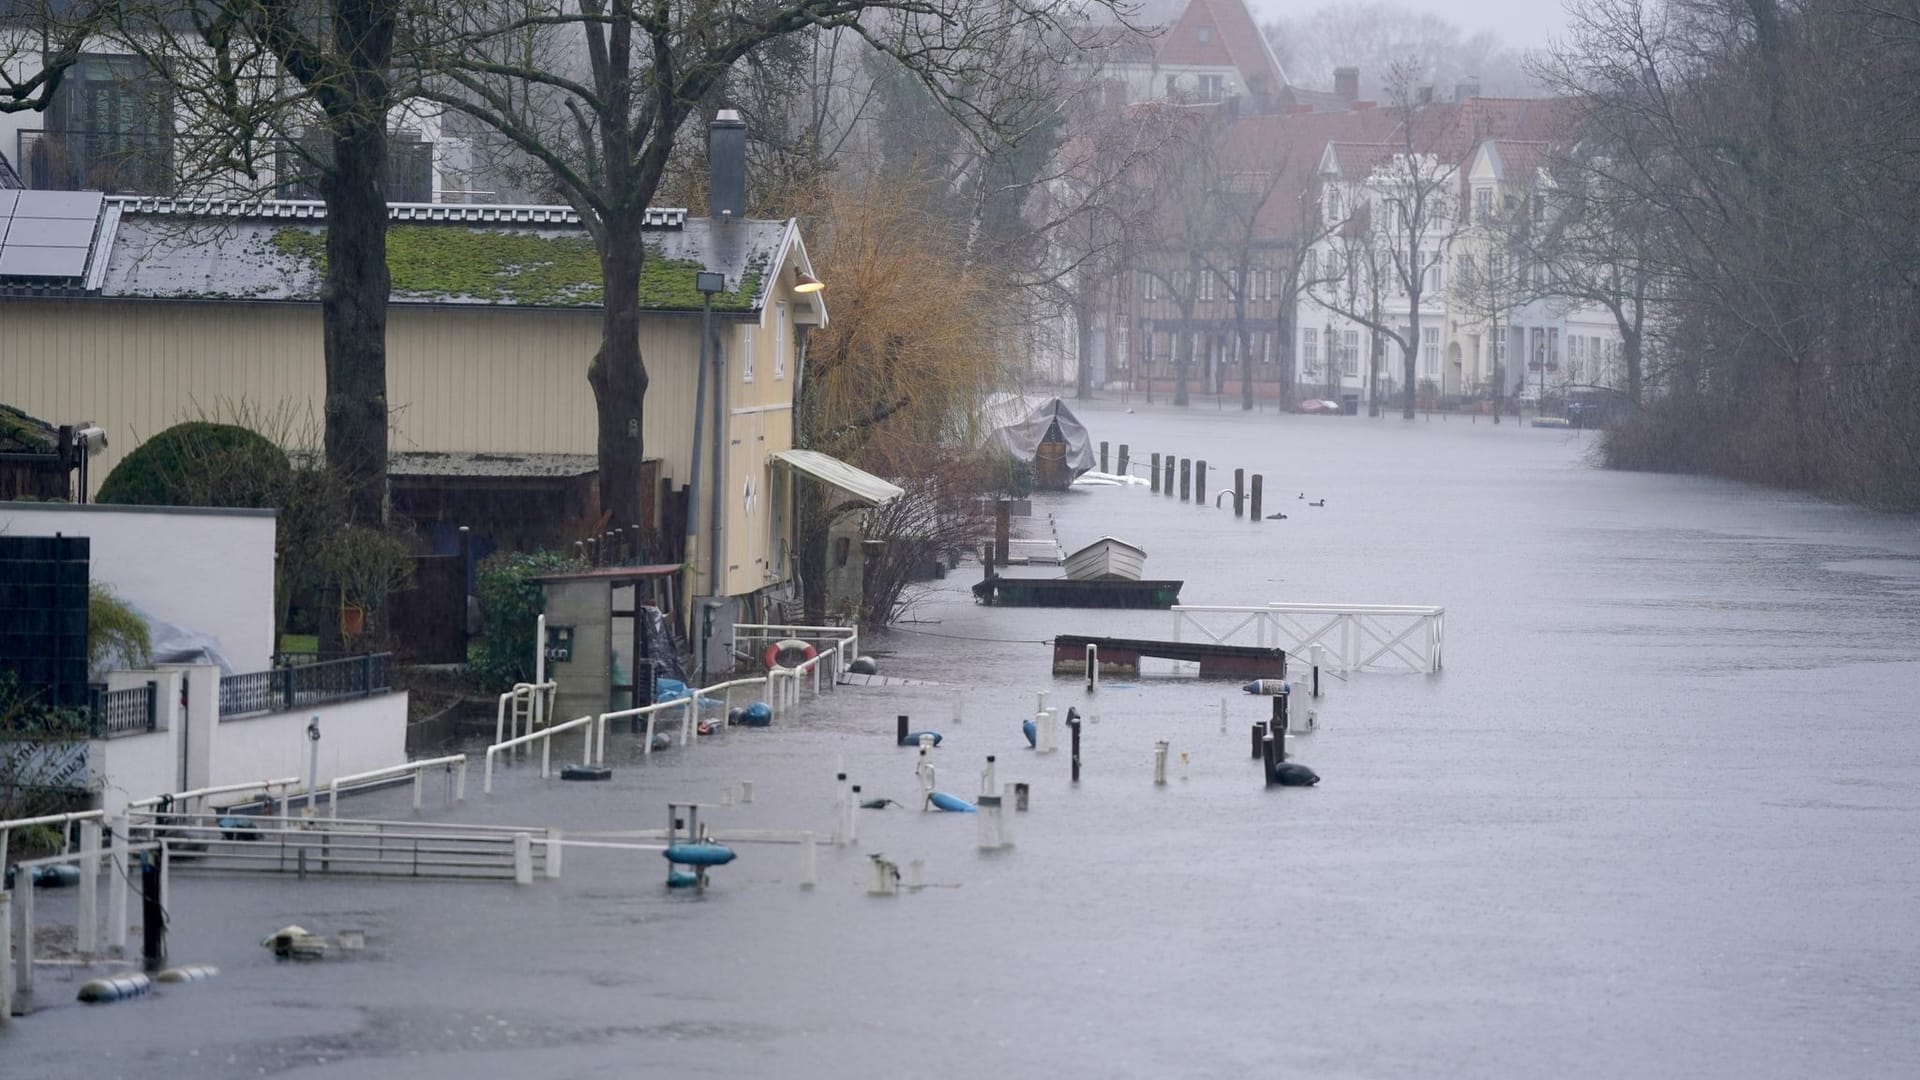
[1156,0,1289,100]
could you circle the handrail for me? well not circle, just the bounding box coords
[0,808,106,871]
[127,777,303,814]
[495,681,557,751]
[484,714,594,793]
[327,754,468,817]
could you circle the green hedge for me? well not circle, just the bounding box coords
[96,421,291,508]
[471,550,586,692]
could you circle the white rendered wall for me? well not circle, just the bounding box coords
[0,502,277,673]
[211,692,409,793]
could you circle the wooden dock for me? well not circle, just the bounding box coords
[974,577,1183,609]
[1052,634,1287,679]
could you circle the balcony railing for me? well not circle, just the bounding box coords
[89,681,158,739]
[219,653,393,720]
[16,128,175,195]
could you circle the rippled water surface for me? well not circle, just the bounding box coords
[10,402,1920,1078]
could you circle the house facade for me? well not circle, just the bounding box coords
[0,188,838,632]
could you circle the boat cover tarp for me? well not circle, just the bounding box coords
[982,398,1096,478]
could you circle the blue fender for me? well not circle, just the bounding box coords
[1021,719,1037,748]
[663,842,738,867]
[926,790,977,813]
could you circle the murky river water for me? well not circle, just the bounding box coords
[10,401,1920,1078]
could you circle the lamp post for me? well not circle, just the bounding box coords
[687,270,726,682]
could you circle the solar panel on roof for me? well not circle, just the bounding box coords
[3,215,94,248]
[0,245,89,278]
[12,190,104,219]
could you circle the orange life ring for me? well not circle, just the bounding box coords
[763,638,817,670]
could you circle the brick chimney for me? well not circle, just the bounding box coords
[708,109,746,221]
[1453,77,1482,103]
[1333,66,1359,103]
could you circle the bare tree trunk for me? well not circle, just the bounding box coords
[1074,300,1095,400]
[318,0,395,527]
[1173,320,1192,406]
[589,235,650,528]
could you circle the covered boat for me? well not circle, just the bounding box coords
[1062,536,1147,581]
[983,398,1096,491]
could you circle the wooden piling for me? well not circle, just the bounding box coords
[1251,722,1266,759]
[1250,474,1263,521]
[1195,460,1207,505]
[1179,458,1191,501]
[1150,452,1161,493]
[1117,444,1129,476]
[1163,455,1174,495]
[995,501,1010,566]
[1100,441,1110,473]
[1233,469,1245,516]
[983,542,996,581]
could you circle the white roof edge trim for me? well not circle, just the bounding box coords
[770,449,903,507]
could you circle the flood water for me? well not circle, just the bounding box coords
[10,401,1920,1078]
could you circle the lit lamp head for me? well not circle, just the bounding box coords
[792,269,825,294]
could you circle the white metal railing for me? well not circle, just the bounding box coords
[1172,603,1445,674]
[6,838,168,999]
[732,623,859,678]
[593,675,769,762]
[128,777,305,818]
[0,809,105,875]
[496,681,557,755]
[326,754,468,817]
[485,715,597,793]
[130,812,559,883]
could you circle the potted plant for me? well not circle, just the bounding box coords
[317,525,414,640]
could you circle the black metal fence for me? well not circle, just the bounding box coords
[89,681,158,739]
[219,653,393,719]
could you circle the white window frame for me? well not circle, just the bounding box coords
[1422,326,1440,376]
[1342,330,1359,376]
[741,322,756,381]
[1302,328,1318,371]
[774,300,789,379]
[1199,271,1214,301]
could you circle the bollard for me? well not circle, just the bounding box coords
[1233,468,1246,516]
[78,820,99,959]
[866,855,899,897]
[1163,454,1174,495]
[1117,444,1129,476]
[995,501,1011,567]
[1179,458,1191,501]
[1271,694,1285,734]
[982,541,996,582]
[977,794,1005,851]
[1150,452,1161,493]
[953,689,964,725]
[1085,643,1098,692]
[801,832,817,889]
[1309,643,1324,697]
[1069,715,1082,783]
[1251,722,1266,759]
[980,755,998,797]
[1261,733,1278,785]
[897,714,910,745]
[513,832,534,886]
[1013,782,1030,811]
[546,828,564,880]
[140,857,165,973]
[1250,474,1263,521]
[1100,441,1110,473]
[1153,741,1170,785]
[1195,460,1207,505]
[833,772,849,845]
[1180,751,1190,782]
[848,786,862,843]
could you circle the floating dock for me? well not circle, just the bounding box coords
[1051,634,1287,678]
[975,577,1183,609]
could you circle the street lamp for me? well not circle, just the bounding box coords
[792,269,825,294]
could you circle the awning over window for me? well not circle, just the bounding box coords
[771,449,904,507]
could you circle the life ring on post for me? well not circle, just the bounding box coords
[763,638,817,670]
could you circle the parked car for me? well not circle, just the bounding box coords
[1297,398,1342,415]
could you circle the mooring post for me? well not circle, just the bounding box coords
[995,501,1010,567]
[1117,444,1130,476]
[1085,643,1098,692]
[1100,441,1110,473]
[1309,643,1325,696]
[1271,695,1285,735]
[848,786,862,843]
[1195,460,1207,505]
[1233,468,1245,516]
[140,856,165,973]
[1250,475,1264,521]
[1013,782,1030,811]
[897,714,909,745]
[1153,741,1169,785]
[981,754,997,796]
[977,794,1005,851]
[983,541,996,583]
[1163,454,1174,495]
[1179,458,1191,501]
[1251,722,1265,759]
[1261,734,1278,786]
[1069,716,1082,782]
[801,831,817,889]
[1150,452,1161,493]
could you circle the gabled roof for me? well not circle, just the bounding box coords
[1156,0,1288,97]
[1322,142,1401,182]
[1,197,813,316]
[1477,140,1551,183]
[0,403,58,454]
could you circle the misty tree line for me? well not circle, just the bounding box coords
[1535,0,1920,506]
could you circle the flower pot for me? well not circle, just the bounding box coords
[339,603,366,637]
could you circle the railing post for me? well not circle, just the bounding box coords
[108,814,129,954]
[362,653,374,698]
[77,820,99,958]
[145,680,158,732]
[282,665,295,711]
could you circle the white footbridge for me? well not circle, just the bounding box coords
[1172,603,1445,674]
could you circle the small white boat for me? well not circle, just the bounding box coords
[1062,536,1147,581]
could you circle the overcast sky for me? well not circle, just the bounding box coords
[1248,0,1571,48]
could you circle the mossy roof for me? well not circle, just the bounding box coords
[0,403,57,453]
[94,207,789,313]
